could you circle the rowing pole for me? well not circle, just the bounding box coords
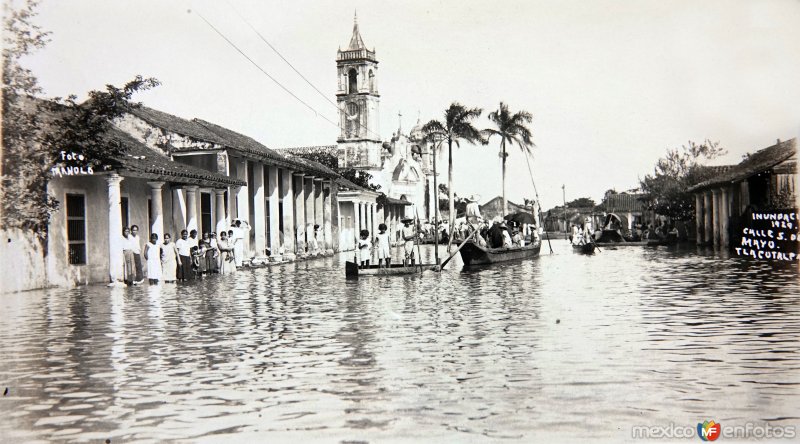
[413,207,424,273]
[434,225,477,271]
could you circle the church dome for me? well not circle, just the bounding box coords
[409,121,424,141]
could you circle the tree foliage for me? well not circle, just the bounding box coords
[639,140,726,220]
[483,102,534,215]
[2,0,54,234]
[566,197,596,208]
[422,102,484,226]
[2,0,158,236]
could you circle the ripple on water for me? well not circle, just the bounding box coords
[0,241,798,441]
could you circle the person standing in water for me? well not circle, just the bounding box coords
[357,229,371,269]
[401,218,416,266]
[375,223,392,268]
[143,233,162,285]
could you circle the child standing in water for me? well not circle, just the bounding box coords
[358,229,371,269]
[144,233,162,285]
[375,223,391,268]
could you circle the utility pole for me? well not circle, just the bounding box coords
[562,184,567,240]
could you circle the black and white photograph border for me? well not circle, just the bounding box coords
[1,0,799,442]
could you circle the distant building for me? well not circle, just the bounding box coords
[480,197,529,222]
[601,192,646,229]
[689,138,797,247]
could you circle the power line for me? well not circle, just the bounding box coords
[224,0,339,111]
[217,3,385,142]
[193,9,340,129]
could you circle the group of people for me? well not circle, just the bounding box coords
[570,220,595,246]
[632,221,680,242]
[356,217,418,269]
[120,220,251,286]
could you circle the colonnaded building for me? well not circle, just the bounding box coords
[7,15,438,290]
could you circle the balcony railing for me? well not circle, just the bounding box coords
[337,48,376,62]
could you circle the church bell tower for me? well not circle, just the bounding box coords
[336,13,382,169]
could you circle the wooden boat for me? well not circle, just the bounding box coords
[345,261,430,278]
[459,240,541,266]
[572,243,596,254]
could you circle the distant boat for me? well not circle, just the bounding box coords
[572,243,596,254]
[459,240,541,266]
[345,261,431,278]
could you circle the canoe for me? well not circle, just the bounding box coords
[572,243,596,254]
[345,261,430,278]
[459,240,541,266]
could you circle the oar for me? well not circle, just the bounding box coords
[590,235,601,253]
[434,225,477,271]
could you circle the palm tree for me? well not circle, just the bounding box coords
[483,102,534,216]
[422,102,484,239]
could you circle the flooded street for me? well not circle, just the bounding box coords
[2,240,799,442]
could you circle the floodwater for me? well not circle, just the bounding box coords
[1,239,799,443]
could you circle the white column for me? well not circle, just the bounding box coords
[186,185,198,233]
[314,178,323,233]
[323,181,332,252]
[305,177,314,244]
[294,173,305,252]
[353,201,361,251]
[703,191,712,246]
[252,162,266,256]
[281,169,295,254]
[148,181,165,241]
[214,189,227,235]
[370,202,377,237]
[720,187,730,248]
[107,174,124,283]
[695,193,704,245]
[235,160,249,222]
[268,165,280,253]
[711,189,720,247]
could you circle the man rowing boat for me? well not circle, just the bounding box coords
[401,217,416,266]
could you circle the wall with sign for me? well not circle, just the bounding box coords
[733,209,799,262]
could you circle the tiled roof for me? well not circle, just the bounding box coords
[193,118,297,169]
[128,106,229,146]
[278,145,338,155]
[282,154,338,178]
[110,128,245,187]
[604,193,646,213]
[689,138,797,191]
[335,177,375,194]
[127,106,336,177]
[16,98,242,188]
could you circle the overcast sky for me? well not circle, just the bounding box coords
[22,0,800,208]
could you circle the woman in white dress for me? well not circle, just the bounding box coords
[143,233,162,285]
[217,231,237,275]
[161,233,179,283]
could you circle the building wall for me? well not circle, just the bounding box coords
[338,202,356,251]
[0,228,49,292]
[47,174,110,286]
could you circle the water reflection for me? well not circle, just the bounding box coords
[0,240,798,442]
